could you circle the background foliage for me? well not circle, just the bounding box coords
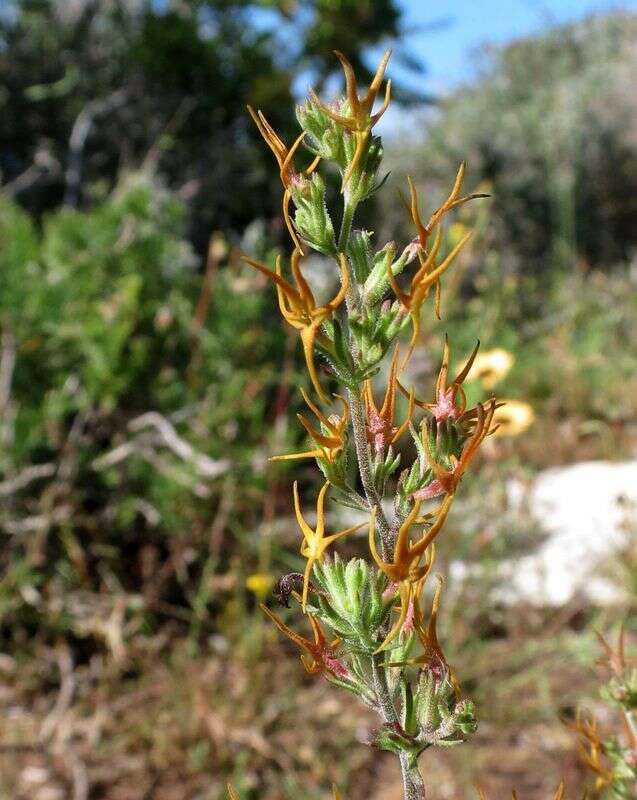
[379,12,637,276]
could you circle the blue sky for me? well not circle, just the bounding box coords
[393,0,637,92]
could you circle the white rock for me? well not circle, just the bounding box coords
[20,767,50,786]
[449,461,637,606]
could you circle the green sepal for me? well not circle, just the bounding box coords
[396,423,431,511]
[348,229,375,284]
[401,680,418,737]
[412,669,478,748]
[314,335,358,391]
[311,556,391,651]
[346,135,384,204]
[349,299,404,376]
[601,669,637,711]
[325,670,376,704]
[315,452,348,492]
[603,737,637,795]
[454,700,478,735]
[371,722,426,767]
[296,100,346,167]
[363,245,408,307]
[372,445,401,496]
[328,484,369,512]
[331,316,355,375]
[291,173,336,255]
[399,417,472,505]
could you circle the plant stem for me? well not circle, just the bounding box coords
[338,196,393,556]
[347,386,393,560]
[340,191,426,799]
[370,654,396,724]
[338,201,355,254]
[399,753,426,800]
[371,653,426,800]
[339,202,360,316]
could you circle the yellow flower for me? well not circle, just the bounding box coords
[490,399,534,437]
[294,481,365,609]
[414,399,498,500]
[368,496,453,651]
[389,574,461,694]
[463,348,514,389]
[310,49,392,190]
[595,624,634,678]
[247,106,319,252]
[388,222,472,368]
[227,785,239,800]
[568,710,614,791]
[245,573,274,598]
[261,603,349,678]
[241,248,348,401]
[406,164,485,252]
[410,574,446,666]
[271,389,348,463]
[448,221,470,248]
[400,336,480,423]
[390,167,487,366]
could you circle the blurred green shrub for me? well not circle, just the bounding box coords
[381,11,637,276]
[0,173,288,649]
[442,254,637,425]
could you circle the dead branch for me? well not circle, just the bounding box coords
[0,329,16,416]
[64,89,127,208]
[92,410,230,486]
[0,462,56,496]
[2,504,73,535]
[39,647,76,744]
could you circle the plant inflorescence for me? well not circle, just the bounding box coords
[239,49,504,800]
[570,627,637,799]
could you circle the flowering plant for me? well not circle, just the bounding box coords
[241,49,495,799]
[571,627,637,799]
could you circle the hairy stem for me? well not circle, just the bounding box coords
[371,653,397,724]
[339,202,360,316]
[339,197,393,556]
[347,386,393,560]
[371,653,425,800]
[399,754,426,800]
[338,201,355,253]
